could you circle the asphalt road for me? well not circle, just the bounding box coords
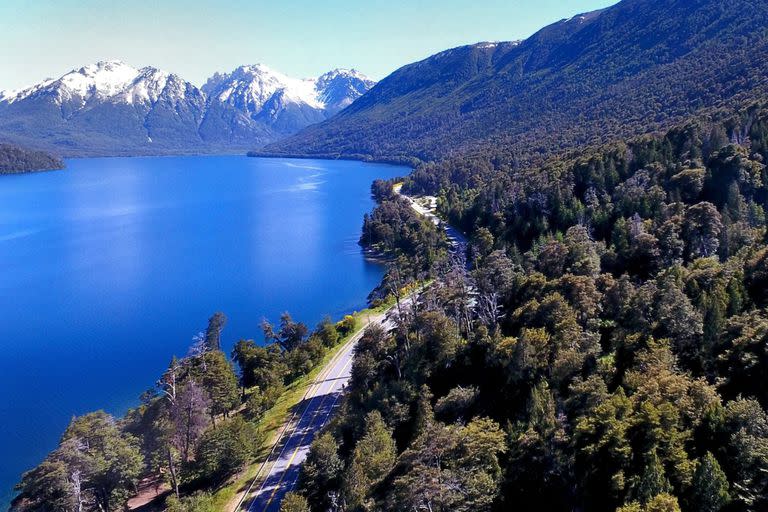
[242,310,391,512]
[240,187,451,512]
[393,185,467,256]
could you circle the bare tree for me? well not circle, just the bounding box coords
[170,379,210,463]
[158,357,182,405]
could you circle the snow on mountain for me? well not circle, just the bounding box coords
[59,60,140,100]
[2,60,138,105]
[0,61,375,155]
[119,68,172,104]
[2,60,373,114]
[202,64,373,113]
[197,63,375,145]
[203,63,324,113]
[315,68,375,112]
[0,78,55,104]
[0,60,195,108]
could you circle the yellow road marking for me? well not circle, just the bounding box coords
[259,351,355,512]
[243,331,363,512]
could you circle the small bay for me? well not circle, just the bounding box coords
[0,155,405,508]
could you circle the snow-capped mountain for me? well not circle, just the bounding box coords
[315,68,375,113]
[203,64,324,111]
[1,60,200,108]
[198,64,374,145]
[0,61,374,155]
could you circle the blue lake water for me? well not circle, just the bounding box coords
[0,155,406,509]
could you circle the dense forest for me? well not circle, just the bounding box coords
[0,143,63,174]
[265,0,768,168]
[11,312,362,512]
[12,0,768,509]
[286,104,768,512]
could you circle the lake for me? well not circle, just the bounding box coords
[0,155,406,509]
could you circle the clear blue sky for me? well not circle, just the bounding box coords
[0,0,618,90]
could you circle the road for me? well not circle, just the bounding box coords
[240,309,392,512]
[239,186,455,512]
[393,184,467,255]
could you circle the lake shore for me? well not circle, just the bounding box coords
[0,155,406,510]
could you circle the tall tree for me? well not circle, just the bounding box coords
[204,312,227,352]
[280,493,310,512]
[298,433,343,511]
[344,411,397,508]
[195,417,260,483]
[14,412,143,512]
[262,312,309,351]
[691,452,730,512]
[195,351,240,422]
[170,379,210,463]
[683,202,723,259]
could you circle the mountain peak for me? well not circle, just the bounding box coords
[265,0,768,163]
[201,64,375,114]
[315,68,374,113]
[560,8,606,25]
[87,59,131,70]
[0,60,376,155]
[318,68,371,81]
[242,63,275,73]
[67,60,142,96]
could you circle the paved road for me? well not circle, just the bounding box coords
[241,310,391,512]
[239,186,448,512]
[393,184,467,256]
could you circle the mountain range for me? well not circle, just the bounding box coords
[264,0,768,166]
[0,61,374,156]
[4,0,768,167]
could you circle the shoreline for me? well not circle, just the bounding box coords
[248,149,422,169]
[1,156,404,512]
[393,182,469,251]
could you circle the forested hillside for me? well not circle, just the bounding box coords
[0,143,63,174]
[10,313,368,512]
[289,104,768,512]
[265,0,768,166]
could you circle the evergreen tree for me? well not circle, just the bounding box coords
[204,312,227,351]
[691,452,730,512]
[298,433,343,510]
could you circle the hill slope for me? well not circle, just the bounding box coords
[0,144,63,174]
[264,0,768,165]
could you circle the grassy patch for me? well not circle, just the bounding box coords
[213,302,393,511]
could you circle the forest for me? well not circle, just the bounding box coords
[264,0,768,169]
[284,104,768,512]
[11,312,361,512]
[0,143,63,174]
[11,99,768,512]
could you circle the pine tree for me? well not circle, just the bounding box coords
[691,452,730,512]
[280,493,310,512]
[634,451,671,505]
[344,411,397,508]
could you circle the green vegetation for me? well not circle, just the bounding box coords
[12,3,768,510]
[279,492,310,512]
[0,143,63,174]
[361,189,446,270]
[11,308,385,512]
[265,0,768,169]
[290,106,768,512]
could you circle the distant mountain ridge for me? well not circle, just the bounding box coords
[0,61,374,156]
[264,0,768,165]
